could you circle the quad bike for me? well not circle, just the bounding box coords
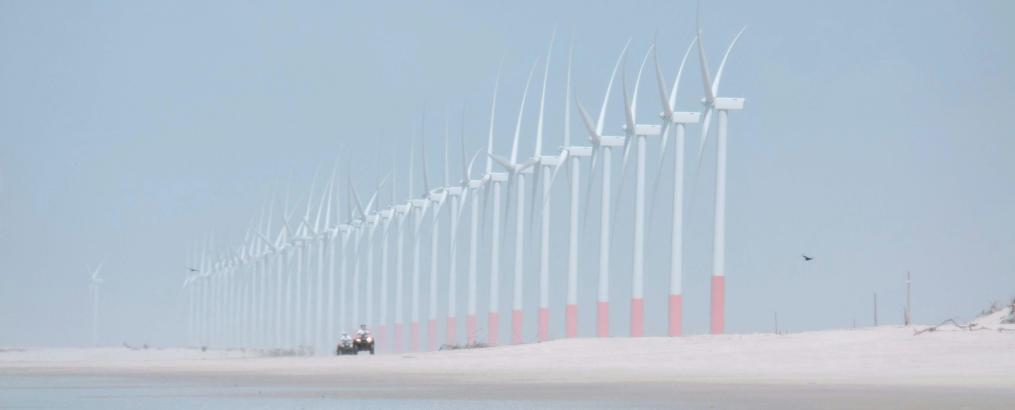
[353,333,375,355]
[335,338,356,355]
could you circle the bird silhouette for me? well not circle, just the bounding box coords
[187,267,200,272]
[801,254,813,261]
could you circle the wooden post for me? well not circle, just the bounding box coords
[905,271,912,326]
[873,292,879,327]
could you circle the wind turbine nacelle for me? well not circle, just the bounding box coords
[446,186,463,196]
[395,204,411,214]
[410,199,428,208]
[671,112,701,124]
[713,98,745,111]
[366,214,380,224]
[601,136,625,147]
[564,146,593,157]
[633,124,662,136]
[538,155,561,166]
[379,209,394,219]
[489,172,508,183]
[467,179,484,189]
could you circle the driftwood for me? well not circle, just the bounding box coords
[439,341,491,351]
[914,318,993,335]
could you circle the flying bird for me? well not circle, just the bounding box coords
[187,267,200,272]
[801,254,813,261]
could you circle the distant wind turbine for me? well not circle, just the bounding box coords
[88,260,105,347]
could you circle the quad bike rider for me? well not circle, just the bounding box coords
[353,324,375,355]
[336,332,356,355]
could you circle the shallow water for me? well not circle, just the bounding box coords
[0,374,622,409]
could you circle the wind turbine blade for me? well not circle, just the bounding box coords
[91,259,106,281]
[546,150,569,194]
[655,37,698,180]
[694,106,714,174]
[431,196,446,224]
[408,129,416,199]
[631,44,652,126]
[616,58,643,222]
[443,115,450,186]
[711,26,747,97]
[597,38,631,135]
[696,1,716,103]
[511,59,540,164]
[489,153,513,171]
[350,178,366,218]
[647,125,670,227]
[535,28,556,157]
[670,36,698,111]
[622,65,636,137]
[466,149,481,181]
[264,180,278,237]
[313,178,330,231]
[576,98,601,144]
[304,163,322,221]
[541,150,569,210]
[563,38,574,147]
[365,190,379,216]
[255,231,278,252]
[421,114,431,195]
[486,60,503,176]
[654,46,673,119]
[460,105,468,182]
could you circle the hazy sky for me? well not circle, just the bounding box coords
[2,0,1013,347]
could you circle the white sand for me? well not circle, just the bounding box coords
[3,320,1013,389]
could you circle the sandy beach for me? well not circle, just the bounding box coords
[4,321,1015,409]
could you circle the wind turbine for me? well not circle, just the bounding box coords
[292,173,320,347]
[527,30,560,342]
[459,108,486,345]
[695,13,747,334]
[255,218,291,347]
[377,178,395,350]
[650,38,700,336]
[448,108,483,346]
[489,58,540,345]
[335,208,353,344]
[392,139,413,352]
[575,40,629,337]
[312,166,337,353]
[349,176,383,336]
[482,68,509,346]
[408,124,430,351]
[545,41,589,338]
[363,190,380,342]
[324,162,342,351]
[257,191,277,348]
[88,260,105,347]
[421,116,448,351]
[613,46,661,337]
[444,118,463,347]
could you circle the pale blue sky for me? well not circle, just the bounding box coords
[1,0,1013,346]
